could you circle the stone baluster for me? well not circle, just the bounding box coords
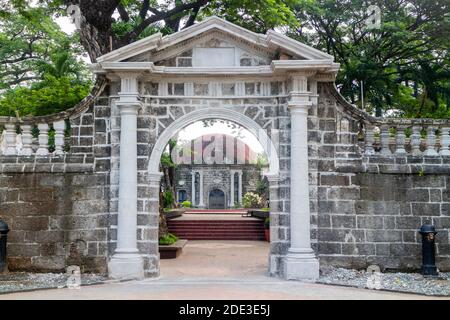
[424,126,438,156]
[380,125,391,155]
[20,124,33,156]
[440,127,450,156]
[364,123,375,155]
[410,125,422,156]
[53,120,66,155]
[3,123,17,155]
[36,123,49,156]
[394,125,407,155]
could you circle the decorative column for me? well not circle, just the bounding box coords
[284,73,319,280]
[191,171,196,206]
[230,171,235,207]
[198,170,205,207]
[108,73,144,280]
[237,171,243,205]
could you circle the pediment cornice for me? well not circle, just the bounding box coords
[96,16,335,64]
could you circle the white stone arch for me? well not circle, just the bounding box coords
[148,107,280,177]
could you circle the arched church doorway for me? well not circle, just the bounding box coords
[209,189,226,209]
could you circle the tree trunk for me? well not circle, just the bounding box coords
[65,0,119,62]
[159,191,169,238]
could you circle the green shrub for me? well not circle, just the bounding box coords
[242,192,264,208]
[162,190,174,208]
[0,75,91,117]
[159,233,178,245]
[181,200,191,208]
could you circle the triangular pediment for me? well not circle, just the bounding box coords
[96,16,334,66]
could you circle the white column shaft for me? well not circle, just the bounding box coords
[289,107,312,251]
[191,171,196,205]
[238,171,243,204]
[230,171,235,207]
[116,106,139,254]
[198,171,205,207]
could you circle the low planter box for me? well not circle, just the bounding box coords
[248,209,270,219]
[159,239,188,259]
[164,208,185,220]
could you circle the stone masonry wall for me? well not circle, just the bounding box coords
[314,83,450,271]
[0,95,112,274]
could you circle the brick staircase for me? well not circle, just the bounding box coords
[167,219,265,240]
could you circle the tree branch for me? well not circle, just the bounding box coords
[139,0,150,19]
[117,3,130,22]
[183,3,202,29]
[127,0,210,41]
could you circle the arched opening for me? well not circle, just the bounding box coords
[150,108,280,278]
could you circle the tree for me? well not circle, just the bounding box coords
[15,0,297,62]
[0,3,86,90]
[160,139,177,208]
[289,0,450,118]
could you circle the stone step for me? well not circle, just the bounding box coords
[168,219,266,240]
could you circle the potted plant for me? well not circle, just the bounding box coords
[264,217,270,242]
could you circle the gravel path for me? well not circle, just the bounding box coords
[0,273,107,294]
[318,267,450,296]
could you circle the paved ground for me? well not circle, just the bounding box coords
[0,241,447,300]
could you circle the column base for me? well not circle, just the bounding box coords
[108,253,144,280]
[284,249,319,281]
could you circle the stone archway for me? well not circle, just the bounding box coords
[146,107,281,273]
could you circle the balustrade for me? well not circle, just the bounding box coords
[364,120,450,156]
[0,120,68,157]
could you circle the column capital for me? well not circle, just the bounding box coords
[264,173,280,183]
[117,102,142,114]
[288,102,311,114]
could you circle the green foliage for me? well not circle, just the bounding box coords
[181,200,191,208]
[0,3,91,116]
[289,0,450,118]
[0,75,91,117]
[243,192,264,209]
[264,217,270,229]
[0,4,88,90]
[158,232,178,245]
[162,190,174,209]
[203,0,299,33]
[255,178,268,197]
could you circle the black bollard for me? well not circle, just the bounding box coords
[0,219,9,273]
[418,223,438,276]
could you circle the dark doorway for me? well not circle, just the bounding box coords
[209,189,225,209]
